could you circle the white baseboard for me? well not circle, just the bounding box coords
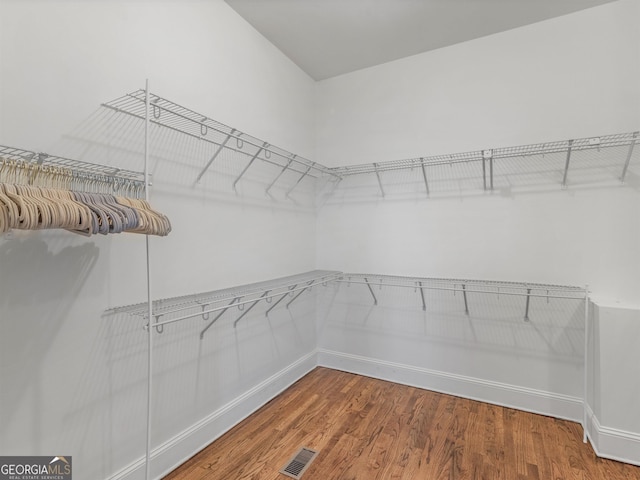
[108,350,318,480]
[585,405,640,467]
[317,348,583,423]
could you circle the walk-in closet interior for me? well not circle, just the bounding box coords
[1,0,639,478]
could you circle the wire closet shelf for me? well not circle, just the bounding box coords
[332,132,639,176]
[102,90,340,191]
[106,270,341,337]
[329,131,639,196]
[0,144,146,195]
[338,273,587,320]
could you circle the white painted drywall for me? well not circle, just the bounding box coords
[315,0,640,464]
[0,1,318,478]
[315,0,640,305]
[315,0,640,167]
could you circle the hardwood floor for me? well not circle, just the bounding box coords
[165,368,640,480]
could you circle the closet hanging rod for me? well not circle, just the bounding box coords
[148,275,338,329]
[341,273,585,293]
[330,131,639,177]
[0,145,145,184]
[106,270,341,318]
[337,279,585,300]
[102,90,340,179]
[138,271,341,319]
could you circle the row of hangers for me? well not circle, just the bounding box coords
[0,157,171,236]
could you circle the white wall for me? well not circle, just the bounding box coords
[1,0,639,476]
[315,0,640,463]
[315,0,640,167]
[0,1,318,479]
[315,0,640,305]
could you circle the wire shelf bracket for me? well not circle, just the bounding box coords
[621,131,639,183]
[562,139,574,187]
[233,142,268,191]
[195,130,235,184]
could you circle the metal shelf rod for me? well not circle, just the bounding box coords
[124,272,340,318]
[149,275,340,329]
[0,145,144,185]
[337,279,585,300]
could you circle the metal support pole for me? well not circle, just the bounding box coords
[462,284,469,315]
[420,159,430,196]
[265,285,297,316]
[374,163,385,198]
[234,291,269,327]
[266,157,294,194]
[524,288,531,321]
[364,277,378,305]
[621,132,638,183]
[233,142,266,190]
[562,140,574,187]
[583,286,590,443]
[195,131,234,183]
[200,297,239,339]
[143,79,153,480]
[286,163,313,197]
[286,280,314,308]
[418,281,426,311]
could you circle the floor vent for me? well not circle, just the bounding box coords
[279,447,318,479]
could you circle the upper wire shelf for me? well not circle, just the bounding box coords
[0,145,145,184]
[102,90,340,191]
[332,132,639,176]
[327,131,639,198]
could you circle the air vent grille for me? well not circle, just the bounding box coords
[279,447,318,479]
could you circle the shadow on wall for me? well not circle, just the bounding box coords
[91,291,318,473]
[59,310,148,479]
[318,282,585,365]
[50,106,318,212]
[0,234,99,444]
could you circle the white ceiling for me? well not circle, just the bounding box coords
[225,0,618,80]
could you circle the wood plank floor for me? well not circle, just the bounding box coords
[165,368,640,480]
